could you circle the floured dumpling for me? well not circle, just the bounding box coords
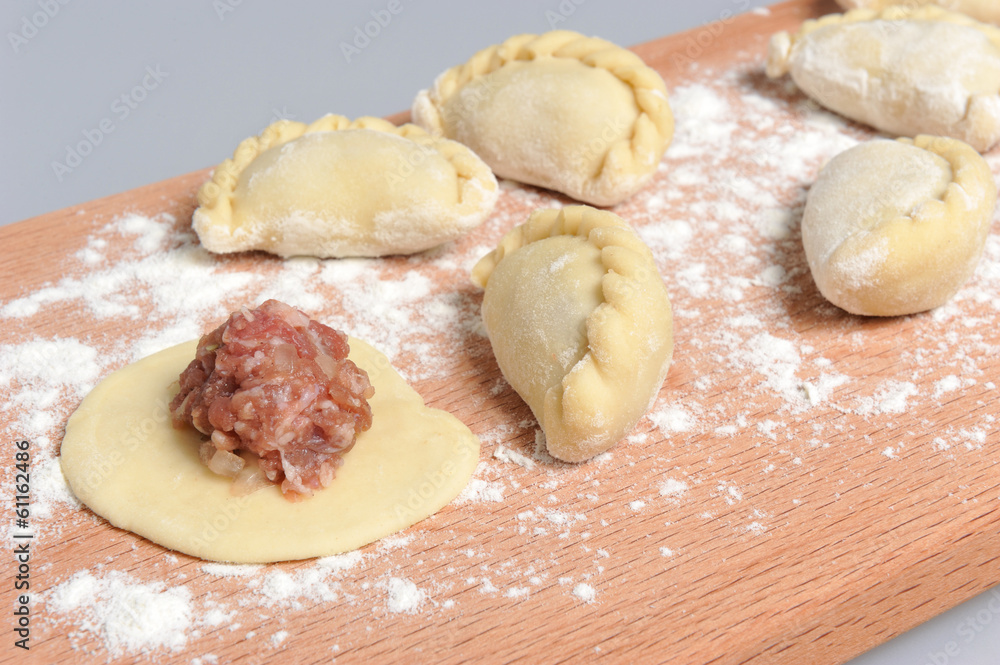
[193,114,498,258]
[412,30,673,207]
[802,135,997,316]
[60,338,480,563]
[472,205,673,462]
[766,6,1000,152]
[835,0,1000,27]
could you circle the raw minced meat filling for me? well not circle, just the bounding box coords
[169,299,374,500]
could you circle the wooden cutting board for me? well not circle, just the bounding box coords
[3,1,999,663]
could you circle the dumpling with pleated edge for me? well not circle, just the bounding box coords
[471,205,673,462]
[802,135,997,317]
[412,30,673,207]
[834,0,1000,27]
[766,5,1000,152]
[193,114,498,258]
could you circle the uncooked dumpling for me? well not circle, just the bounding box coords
[60,338,480,563]
[766,6,1000,152]
[802,135,997,316]
[193,114,498,258]
[412,30,673,207]
[835,0,1000,27]
[472,205,673,462]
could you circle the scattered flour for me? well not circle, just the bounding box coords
[648,404,695,435]
[659,479,690,498]
[457,477,505,503]
[857,381,919,415]
[386,578,426,614]
[46,570,196,657]
[493,445,537,469]
[572,583,597,603]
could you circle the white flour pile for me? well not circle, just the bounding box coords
[47,570,198,657]
[1,47,997,661]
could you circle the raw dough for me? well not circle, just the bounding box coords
[60,338,480,563]
[835,0,1000,27]
[802,135,997,316]
[472,205,673,462]
[766,5,1000,152]
[412,30,673,207]
[193,114,498,258]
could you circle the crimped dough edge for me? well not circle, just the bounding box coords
[412,30,674,207]
[193,114,498,256]
[834,0,1000,26]
[473,205,673,462]
[811,135,997,316]
[766,4,1000,79]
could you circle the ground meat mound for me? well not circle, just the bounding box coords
[169,299,374,500]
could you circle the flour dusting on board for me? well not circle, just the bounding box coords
[2,49,998,660]
[46,570,199,657]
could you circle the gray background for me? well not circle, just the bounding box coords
[1,2,998,664]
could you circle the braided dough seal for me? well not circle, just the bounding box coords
[193,115,498,258]
[834,0,1000,27]
[802,136,997,316]
[766,6,1000,152]
[412,30,673,207]
[472,206,673,462]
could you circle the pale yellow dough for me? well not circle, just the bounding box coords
[766,6,1000,152]
[60,339,480,563]
[412,30,673,207]
[835,0,1000,27]
[472,206,673,462]
[802,136,997,316]
[193,115,498,258]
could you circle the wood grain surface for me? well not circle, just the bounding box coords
[3,1,999,664]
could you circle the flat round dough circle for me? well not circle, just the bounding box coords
[60,339,480,563]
